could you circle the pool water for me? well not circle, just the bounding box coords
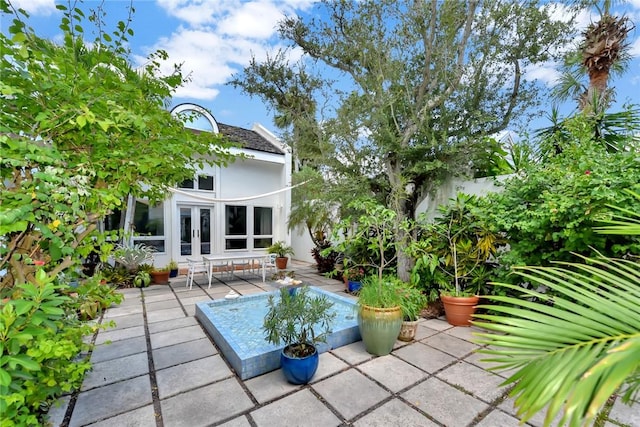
[195,286,361,380]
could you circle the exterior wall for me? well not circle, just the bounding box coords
[415,174,512,220]
[147,151,291,269]
[290,174,514,267]
[291,224,316,264]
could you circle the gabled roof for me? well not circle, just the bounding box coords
[172,103,285,156]
[218,123,284,155]
[188,123,284,155]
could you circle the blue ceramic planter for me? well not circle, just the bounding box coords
[347,280,362,293]
[280,344,319,384]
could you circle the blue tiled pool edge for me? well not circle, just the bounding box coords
[195,286,361,380]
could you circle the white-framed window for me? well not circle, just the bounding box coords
[179,174,214,191]
[224,205,273,250]
[253,207,273,249]
[132,200,166,253]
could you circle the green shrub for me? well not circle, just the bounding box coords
[0,270,103,426]
[479,139,640,284]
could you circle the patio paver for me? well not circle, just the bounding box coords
[70,375,152,426]
[250,389,341,427]
[312,369,390,420]
[151,337,217,370]
[159,378,253,427]
[358,354,427,392]
[401,377,489,426]
[352,399,439,427]
[155,355,232,399]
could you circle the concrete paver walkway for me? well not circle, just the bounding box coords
[47,261,638,427]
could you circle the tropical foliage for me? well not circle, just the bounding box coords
[479,118,640,285]
[474,194,640,426]
[410,193,502,297]
[0,270,103,426]
[0,1,233,424]
[0,1,234,290]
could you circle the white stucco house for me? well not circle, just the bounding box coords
[107,103,293,269]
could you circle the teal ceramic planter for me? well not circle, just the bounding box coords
[357,305,403,356]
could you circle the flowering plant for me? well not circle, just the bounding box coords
[346,266,366,282]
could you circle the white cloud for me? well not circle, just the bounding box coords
[525,62,562,87]
[9,0,57,15]
[138,0,313,101]
[218,1,284,39]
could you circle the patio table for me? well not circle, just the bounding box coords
[203,252,270,282]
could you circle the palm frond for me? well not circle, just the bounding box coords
[474,257,640,426]
[596,189,640,235]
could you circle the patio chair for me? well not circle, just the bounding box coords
[186,257,211,290]
[231,257,251,278]
[262,254,277,282]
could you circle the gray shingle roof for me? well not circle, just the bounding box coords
[218,123,284,155]
[187,124,284,155]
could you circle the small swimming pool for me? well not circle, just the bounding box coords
[195,286,361,380]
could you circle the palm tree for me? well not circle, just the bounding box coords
[554,1,634,112]
[474,191,640,426]
[580,6,633,111]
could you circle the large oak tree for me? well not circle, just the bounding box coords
[233,0,577,280]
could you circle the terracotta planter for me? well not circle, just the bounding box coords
[275,256,288,270]
[358,304,403,356]
[150,270,170,285]
[398,319,419,342]
[441,294,480,326]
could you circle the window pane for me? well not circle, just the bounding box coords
[200,208,211,255]
[179,179,194,189]
[180,208,192,256]
[134,201,164,235]
[225,205,246,235]
[253,207,272,235]
[198,175,214,191]
[104,209,124,231]
[133,239,165,253]
[225,239,247,250]
[254,238,272,249]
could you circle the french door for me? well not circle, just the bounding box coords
[178,205,213,259]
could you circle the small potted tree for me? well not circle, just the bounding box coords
[263,286,336,384]
[267,241,295,269]
[333,199,408,356]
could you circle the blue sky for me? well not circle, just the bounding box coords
[5,0,640,138]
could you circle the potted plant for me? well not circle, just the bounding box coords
[345,265,365,293]
[263,286,336,384]
[112,243,154,287]
[420,193,501,326]
[267,241,295,269]
[333,200,408,356]
[150,266,170,284]
[168,259,179,278]
[396,281,428,341]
